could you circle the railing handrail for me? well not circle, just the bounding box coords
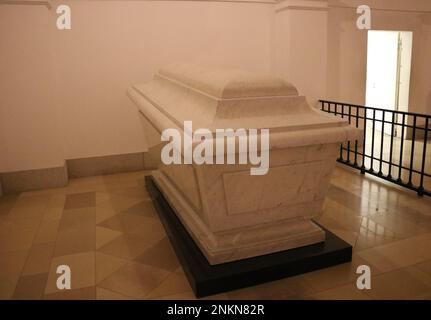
[319,99,431,119]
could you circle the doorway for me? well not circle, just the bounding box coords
[365,30,413,135]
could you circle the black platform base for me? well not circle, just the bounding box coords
[145,176,353,298]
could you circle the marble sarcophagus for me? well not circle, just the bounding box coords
[128,63,361,265]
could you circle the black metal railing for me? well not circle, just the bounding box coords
[319,100,431,197]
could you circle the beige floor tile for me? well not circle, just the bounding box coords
[96,226,122,249]
[54,224,95,256]
[135,237,179,271]
[0,225,38,253]
[65,183,107,194]
[42,206,64,222]
[0,195,19,216]
[124,217,166,244]
[0,274,21,299]
[95,192,112,206]
[64,192,95,210]
[174,266,186,275]
[368,212,431,239]
[98,212,154,233]
[7,195,49,220]
[355,238,400,252]
[12,273,48,300]
[0,250,29,276]
[366,267,431,300]
[358,233,431,272]
[95,204,119,225]
[98,193,143,214]
[68,176,105,189]
[3,207,45,223]
[42,195,66,221]
[22,242,55,276]
[19,187,66,198]
[95,252,128,284]
[47,194,66,208]
[106,186,151,200]
[316,212,345,231]
[152,292,227,300]
[103,180,142,191]
[0,216,40,235]
[102,171,147,184]
[325,228,359,247]
[202,293,230,300]
[278,275,316,298]
[59,207,95,231]
[98,262,169,298]
[44,286,96,300]
[326,184,373,216]
[0,250,29,299]
[150,292,197,300]
[145,272,192,299]
[121,200,157,218]
[308,283,370,300]
[416,260,431,276]
[15,194,51,207]
[323,198,364,231]
[33,220,60,245]
[149,289,228,300]
[45,251,95,294]
[96,287,133,300]
[355,231,400,251]
[98,234,152,260]
[227,280,296,300]
[357,248,399,272]
[299,254,382,292]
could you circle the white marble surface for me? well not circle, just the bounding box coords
[128,63,362,265]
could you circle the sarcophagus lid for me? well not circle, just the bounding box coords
[128,63,360,149]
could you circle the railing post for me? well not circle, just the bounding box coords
[339,104,345,162]
[388,111,396,180]
[361,107,367,175]
[397,114,406,183]
[347,105,352,164]
[378,110,385,177]
[370,109,376,173]
[418,117,429,197]
[408,115,417,187]
[354,106,359,167]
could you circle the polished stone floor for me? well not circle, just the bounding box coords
[1,165,431,300]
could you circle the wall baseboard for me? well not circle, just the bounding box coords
[0,164,69,195]
[0,151,154,195]
[67,152,147,178]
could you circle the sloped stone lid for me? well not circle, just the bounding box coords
[128,64,363,148]
[158,63,298,99]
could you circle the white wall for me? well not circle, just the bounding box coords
[2,0,431,174]
[0,0,274,172]
[0,5,64,172]
[398,31,413,113]
[273,0,328,107]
